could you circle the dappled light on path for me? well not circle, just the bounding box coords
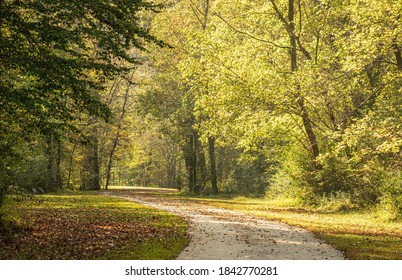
[106,187,344,260]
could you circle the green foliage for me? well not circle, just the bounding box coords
[266,169,305,203]
[1,0,162,131]
[132,0,401,211]
[0,0,164,207]
[219,152,270,196]
[378,171,402,220]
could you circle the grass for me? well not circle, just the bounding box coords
[4,186,400,260]
[115,188,402,260]
[191,196,402,260]
[0,191,189,260]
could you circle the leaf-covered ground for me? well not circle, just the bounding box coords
[0,192,188,260]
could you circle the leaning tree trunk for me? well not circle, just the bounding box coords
[287,0,320,160]
[105,71,133,190]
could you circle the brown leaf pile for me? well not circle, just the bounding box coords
[0,199,183,260]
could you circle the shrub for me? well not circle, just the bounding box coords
[378,171,402,220]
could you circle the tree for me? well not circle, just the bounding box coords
[138,0,210,193]
[145,0,401,203]
[0,0,163,209]
[105,70,136,190]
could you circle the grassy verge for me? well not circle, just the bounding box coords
[0,191,188,260]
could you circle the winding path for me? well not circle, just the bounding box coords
[106,187,344,260]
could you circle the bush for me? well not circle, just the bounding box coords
[378,171,402,220]
[265,169,305,201]
[315,191,356,212]
[221,154,271,196]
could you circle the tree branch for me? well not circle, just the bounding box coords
[268,0,312,60]
[214,12,293,51]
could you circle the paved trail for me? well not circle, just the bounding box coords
[106,187,344,260]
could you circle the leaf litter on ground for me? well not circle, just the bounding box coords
[0,192,188,260]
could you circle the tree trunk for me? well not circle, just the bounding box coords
[67,139,78,189]
[105,136,118,190]
[193,131,200,194]
[208,136,218,194]
[91,135,101,190]
[394,42,402,70]
[298,97,320,159]
[46,134,55,191]
[183,134,196,193]
[287,0,320,159]
[268,0,320,159]
[288,0,297,72]
[167,156,177,188]
[55,137,62,191]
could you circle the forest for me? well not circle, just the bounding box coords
[1,0,401,221]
